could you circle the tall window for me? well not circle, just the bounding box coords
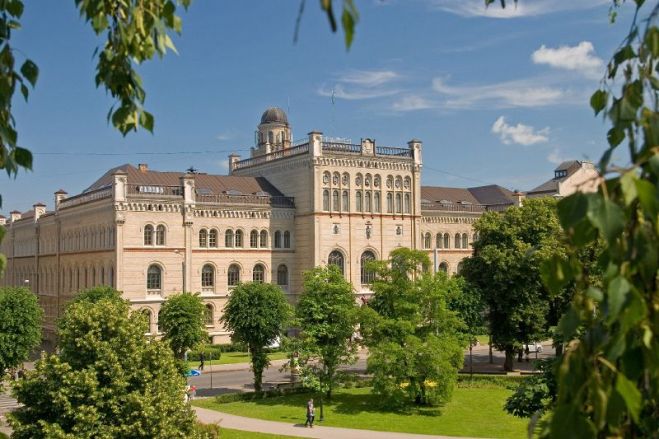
[342,190,349,211]
[201,264,214,291]
[283,231,291,248]
[147,265,162,291]
[277,264,288,286]
[235,230,243,247]
[404,194,411,214]
[323,189,330,211]
[225,229,234,247]
[328,250,345,275]
[360,251,376,284]
[424,233,431,249]
[395,193,402,213]
[260,230,268,247]
[253,264,265,283]
[250,230,259,248]
[387,193,393,213]
[374,192,381,213]
[204,304,214,326]
[444,233,450,248]
[457,262,464,274]
[356,191,363,212]
[455,233,461,249]
[274,231,282,248]
[199,229,207,247]
[156,225,166,245]
[365,192,372,213]
[462,233,468,249]
[227,264,240,286]
[439,262,448,273]
[209,229,218,248]
[436,233,443,249]
[144,225,154,245]
[332,190,340,211]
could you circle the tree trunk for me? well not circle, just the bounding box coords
[517,348,524,362]
[555,343,563,357]
[319,393,325,421]
[488,334,493,364]
[251,347,264,392]
[469,344,473,376]
[504,347,514,372]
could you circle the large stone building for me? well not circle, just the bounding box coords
[0,108,520,345]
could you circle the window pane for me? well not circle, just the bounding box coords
[328,250,344,275]
[374,192,381,213]
[260,231,268,247]
[323,190,329,211]
[225,230,234,247]
[342,191,349,211]
[253,264,265,283]
[144,225,153,245]
[250,230,258,248]
[235,230,243,247]
[277,264,288,285]
[201,265,214,289]
[274,231,282,248]
[360,251,376,284]
[209,229,217,247]
[228,265,240,286]
[147,265,161,290]
[283,231,291,248]
[156,225,165,245]
[199,229,207,247]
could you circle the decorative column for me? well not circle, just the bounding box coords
[180,174,196,292]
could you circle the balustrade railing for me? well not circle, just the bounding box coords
[126,184,183,197]
[233,143,309,170]
[421,202,513,213]
[59,187,113,209]
[196,194,295,208]
[375,146,413,157]
[321,142,361,154]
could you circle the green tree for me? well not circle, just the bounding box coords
[363,248,464,407]
[220,282,291,392]
[446,275,485,375]
[461,197,563,371]
[9,294,200,438]
[73,285,124,305]
[295,265,359,401]
[0,287,42,374]
[159,292,207,361]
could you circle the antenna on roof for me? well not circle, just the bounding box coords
[186,166,198,174]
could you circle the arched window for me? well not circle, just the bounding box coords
[322,189,330,211]
[268,131,274,143]
[209,229,218,247]
[404,194,411,214]
[455,233,461,249]
[439,262,448,273]
[360,251,376,284]
[342,190,349,211]
[444,233,450,249]
[277,264,288,286]
[144,225,154,245]
[156,225,166,245]
[250,230,259,248]
[374,192,381,213]
[199,229,208,247]
[457,261,464,274]
[365,191,372,212]
[328,250,345,275]
[147,265,162,291]
[387,193,393,213]
[436,233,442,248]
[204,304,214,326]
[253,264,265,283]
[201,264,214,291]
[395,193,402,213]
[227,264,240,286]
[283,231,291,248]
[356,191,363,212]
[274,231,282,248]
[225,229,234,247]
[235,230,244,247]
[260,230,268,247]
[332,190,340,211]
[424,233,431,249]
[462,233,468,249]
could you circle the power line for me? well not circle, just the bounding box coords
[422,165,493,186]
[32,148,251,156]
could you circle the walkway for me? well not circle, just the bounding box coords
[194,407,481,439]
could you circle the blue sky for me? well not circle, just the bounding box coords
[1,0,637,213]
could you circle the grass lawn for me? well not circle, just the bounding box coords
[194,382,527,439]
[187,351,289,369]
[221,428,305,439]
[475,334,490,346]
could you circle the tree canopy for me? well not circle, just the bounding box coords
[158,292,207,361]
[0,287,42,374]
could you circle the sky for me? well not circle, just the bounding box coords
[0,0,639,213]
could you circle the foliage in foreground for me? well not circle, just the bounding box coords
[0,287,42,373]
[221,282,291,392]
[504,358,558,418]
[10,294,200,438]
[362,248,464,407]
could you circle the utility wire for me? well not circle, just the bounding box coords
[33,149,251,156]
[422,165,494,186]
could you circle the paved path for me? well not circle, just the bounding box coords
[194,407,482,439]
[0,393,20,414]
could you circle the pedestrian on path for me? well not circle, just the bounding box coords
[199,352,205,371]
[304,398,315,428]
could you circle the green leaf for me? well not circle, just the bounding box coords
[551,404,596,439]
[607,276,630,319]
[19,83,28,101]
[14,146,32,170]
[541,255,574,295]
[585,287,603,301]
[586,196,625,244]
[558,306,580,341]
[607,127,625,147]
[614,374,641,422]
[635,179,658,218]
[590,90,608,115]
[619,171,638,206]
[140,111,154,132]
[557,192,588,230]
[6,0,24,18]
[20,59,38,87]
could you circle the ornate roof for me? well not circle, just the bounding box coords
[260,107,288,125]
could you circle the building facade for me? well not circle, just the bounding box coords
[0,108,518,345]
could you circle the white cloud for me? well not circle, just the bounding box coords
[491,116,549,145]
[215,132,233,141]
[429,0,608,19]
[318,84,400,100]
[391,95,434,111]
[432,76,576,109]
[338,70,399,87]
[532,41,603,79]
[547,148,566,165]
[318,69,401,101]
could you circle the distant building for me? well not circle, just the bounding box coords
[1,108,519,346]
[526,160,599,199]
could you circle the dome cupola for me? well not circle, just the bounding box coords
[260,107,289,126]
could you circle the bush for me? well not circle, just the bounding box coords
[213,387,310,404]
[195,422,221,438]
[457,374,525,389]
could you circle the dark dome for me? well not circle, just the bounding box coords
[260,107,289,125]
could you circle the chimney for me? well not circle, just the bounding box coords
[138,163,148,173]
[33,202,46,222]
[54,189,68,211]
[512,191,525,207]
[10,210,21,223]
[228,154,241,174]
[0,215,6,226]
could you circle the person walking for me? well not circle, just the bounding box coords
[199,352,205,371]
[304,398,315,428]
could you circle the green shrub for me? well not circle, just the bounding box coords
[213,387,310,404]
[195,422,221,438]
